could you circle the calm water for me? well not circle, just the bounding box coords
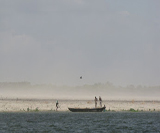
[0,112,160,133]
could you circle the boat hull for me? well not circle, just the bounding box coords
[68,107,106,112]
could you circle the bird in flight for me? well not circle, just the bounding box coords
[80,76,82,79]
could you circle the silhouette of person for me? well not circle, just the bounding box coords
[99,96,102,107]
[56,100,59,111]
[95,96,98,108]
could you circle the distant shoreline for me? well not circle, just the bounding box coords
[0,99,160,112]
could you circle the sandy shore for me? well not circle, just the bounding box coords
[0,99,160,112]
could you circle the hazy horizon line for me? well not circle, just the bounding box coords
[0,81,160,88]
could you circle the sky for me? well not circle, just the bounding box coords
[0,0,160,86]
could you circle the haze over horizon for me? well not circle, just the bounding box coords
[0,0,160,87]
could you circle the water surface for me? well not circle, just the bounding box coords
[0,112,160,132]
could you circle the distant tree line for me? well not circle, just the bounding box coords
[0,82,31,88]
[0,81,160,90]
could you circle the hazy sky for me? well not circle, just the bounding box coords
[0,0,160,86]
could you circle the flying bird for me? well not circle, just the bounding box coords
[80,76,82,79]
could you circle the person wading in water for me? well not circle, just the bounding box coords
[56,100,59,111]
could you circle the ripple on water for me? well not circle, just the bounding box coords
[0,112,160,132]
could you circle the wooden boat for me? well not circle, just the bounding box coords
[68,107,106,112]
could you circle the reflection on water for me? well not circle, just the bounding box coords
[0,112,160,132]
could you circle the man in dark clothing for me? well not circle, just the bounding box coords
[99,96,102,107]
[95,97,98,108]
[56,100,59,111]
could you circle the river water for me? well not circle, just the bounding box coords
[0,112,160,133]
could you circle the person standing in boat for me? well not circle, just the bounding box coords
[56,100,59,111]
[95,96,98,108]
[99,96,102,107]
